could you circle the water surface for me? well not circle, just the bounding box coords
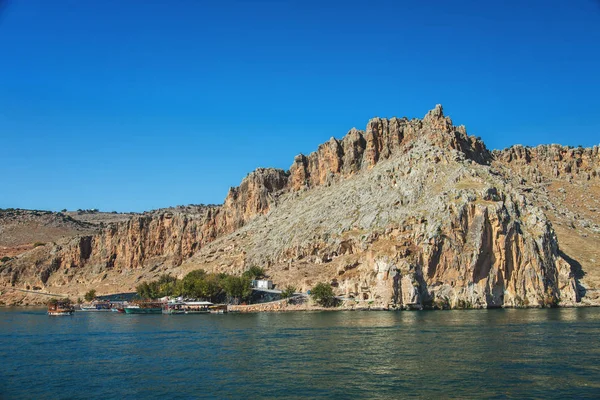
[1,308,599,399]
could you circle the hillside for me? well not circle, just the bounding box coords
[1,106,598,308]
[0,209,137,259]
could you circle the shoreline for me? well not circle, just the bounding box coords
[2,301,598,312]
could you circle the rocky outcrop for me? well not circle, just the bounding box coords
[289,105,491,191]
[217,168,289,233]
[494,144,600,182]
[0,106,589,309]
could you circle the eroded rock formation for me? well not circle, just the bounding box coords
[0,106,593,308]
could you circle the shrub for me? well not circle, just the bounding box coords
[310,282,336,307]
[0,256,11,263]
[281,285,297,299]
[242,265,266,280]
[84,289,96,302]
[33,242,45,248]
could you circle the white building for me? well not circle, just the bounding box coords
[252,280,273,290]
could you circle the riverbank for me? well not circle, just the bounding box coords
[3,287,600,311]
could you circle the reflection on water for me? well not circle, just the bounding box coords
[1,308,600,399]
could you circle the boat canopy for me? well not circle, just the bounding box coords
[184,301,213,306]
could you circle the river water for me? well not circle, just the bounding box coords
[1,307,599,399]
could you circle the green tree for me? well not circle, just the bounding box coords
[156,273,180,297]
[242,265,266,280]
[223,275,252,304]
[281,285,297,299]
[136,281,158,299]
[84,289,96,302]
[182,269,207,298]
[203,273,224,301]
[310,282,336,307]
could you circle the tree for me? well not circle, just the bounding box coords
[157,274,180,297]
[203,273,224,301]
[182,269,205,296]
[310,282,336,307]
[281,285,297,299]
[242,265,266,280]
[223,275,252,304]
[84,289,97,302]
[136,281,158,300]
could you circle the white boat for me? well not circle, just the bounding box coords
[184,301,212,314]
[79,300,112,311]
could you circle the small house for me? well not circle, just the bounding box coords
[252,279,273,290]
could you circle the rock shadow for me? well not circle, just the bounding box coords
[559,250,586,298]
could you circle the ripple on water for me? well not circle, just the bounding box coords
[1,308,600,399]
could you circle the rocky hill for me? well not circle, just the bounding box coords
[0,209,138,259]
[1,106,597,309]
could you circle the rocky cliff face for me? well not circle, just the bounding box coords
[0,106,591,308]
[492,144,600,305]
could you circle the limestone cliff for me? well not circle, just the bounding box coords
[0,106,592,309]
[492,144,600,305]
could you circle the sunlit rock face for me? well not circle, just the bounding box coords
[1,106,586,308]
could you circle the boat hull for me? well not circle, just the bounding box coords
[162,310,186,315]
[48,310,74,316]
[124,307,162,314]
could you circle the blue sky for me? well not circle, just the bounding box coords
[1,0,599,212]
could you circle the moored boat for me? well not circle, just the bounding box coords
[79,300,112,311]
[209,304,228,314]
[184,301,212,314]
[47,299,75,316]
[110,301,128,313]
[124,302,163,314]
[162,301,186,315]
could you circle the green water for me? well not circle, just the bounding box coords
[1,307,599,399]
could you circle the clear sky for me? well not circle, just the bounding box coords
[1,0,599,212]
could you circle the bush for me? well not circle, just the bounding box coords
[33,242,45,248]
[310,282,336,307]
[1,256,11,263]
[84,289,96,302]
[242,265,266,280]
[281,285,297,299]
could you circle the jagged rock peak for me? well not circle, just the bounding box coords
[288,105,491,190]
[424,104,445,120]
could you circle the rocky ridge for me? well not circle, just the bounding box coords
[1,106,595,309]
